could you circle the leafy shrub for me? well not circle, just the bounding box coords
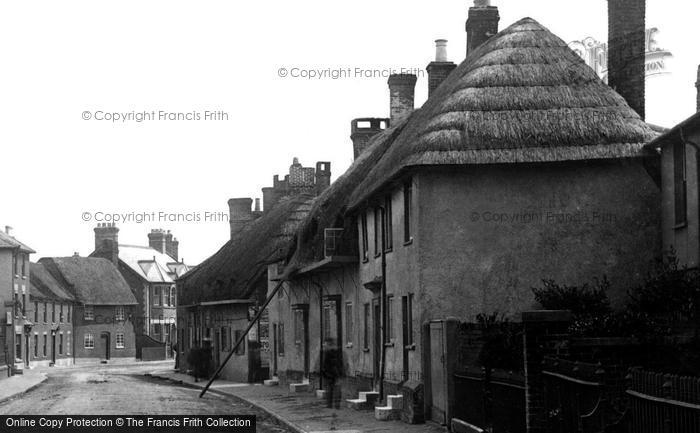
[532,278,611,318]
[531,251,700,338]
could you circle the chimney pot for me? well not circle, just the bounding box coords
[435,39,448,62]
[474,0,491,6]
[254,198,261,212]
[5,226,12,236]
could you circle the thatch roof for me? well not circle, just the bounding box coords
[30,262,77,302]
[178,194,315,305]
[348,17,659,209]
[39,257,137,305]
[285,119,410,269]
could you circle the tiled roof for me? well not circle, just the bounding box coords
[0,230,35,253]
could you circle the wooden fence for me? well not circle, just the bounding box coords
[626,368,700,433]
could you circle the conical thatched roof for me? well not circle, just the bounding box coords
[178,194,315,305]
[348,17,659,209]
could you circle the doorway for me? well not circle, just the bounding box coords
[24,334,30,368]
[372,298,381,387]
[401,295,410,380]
[429,321,447,425]
[322,296,342,346]
[51,333,56,365]
[100,332,110,360]
[292,305,310,378]
[272,323,278,376]
[214,329,221,368]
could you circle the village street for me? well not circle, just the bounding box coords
[0,363,293,433]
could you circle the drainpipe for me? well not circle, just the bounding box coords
[378,206,388,401]
[314,280,324,390]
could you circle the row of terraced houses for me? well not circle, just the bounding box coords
[169,0,700,430]
[0,224,188,374]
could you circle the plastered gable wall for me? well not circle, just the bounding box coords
[416,160,660,320]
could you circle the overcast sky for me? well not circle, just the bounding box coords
[1,0,698,265]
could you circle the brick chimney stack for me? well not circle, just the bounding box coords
[608,0,646,120]
[427,39,457,96]
[315,161,332,193]
[165,231,179,261]
[466,0,500,56]
[148,229,167,253]
[350,118,388,159]
[696,65,700,112]
[94,223,119,265]
[388,74,417,125]
[228,197,254,239]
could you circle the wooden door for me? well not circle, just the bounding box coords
[430,321,447,425]
[373,299,381,386]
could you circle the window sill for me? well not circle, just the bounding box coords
[403,238,413,246]
[345,343,353,349]
[362,348,370,353]
[361,257,369,264]
[384,342,395,348]
[405,344,416,351]
[384,248,393,254]
[674,222,688,230]
[374,253,381,259]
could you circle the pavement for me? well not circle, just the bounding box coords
[148,368,447,433]
[0,369,48,404]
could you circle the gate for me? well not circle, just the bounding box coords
[429,320,447,425]
[542,357,626,433]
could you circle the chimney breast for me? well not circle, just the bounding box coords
[94,223,119,265]
[315,161,332,194]
[608,0,646,120]
[228,197,253,239]
[350,118,389,159]
[388,74,417,125]
[427,39,457,96]
[466,1,500,56]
